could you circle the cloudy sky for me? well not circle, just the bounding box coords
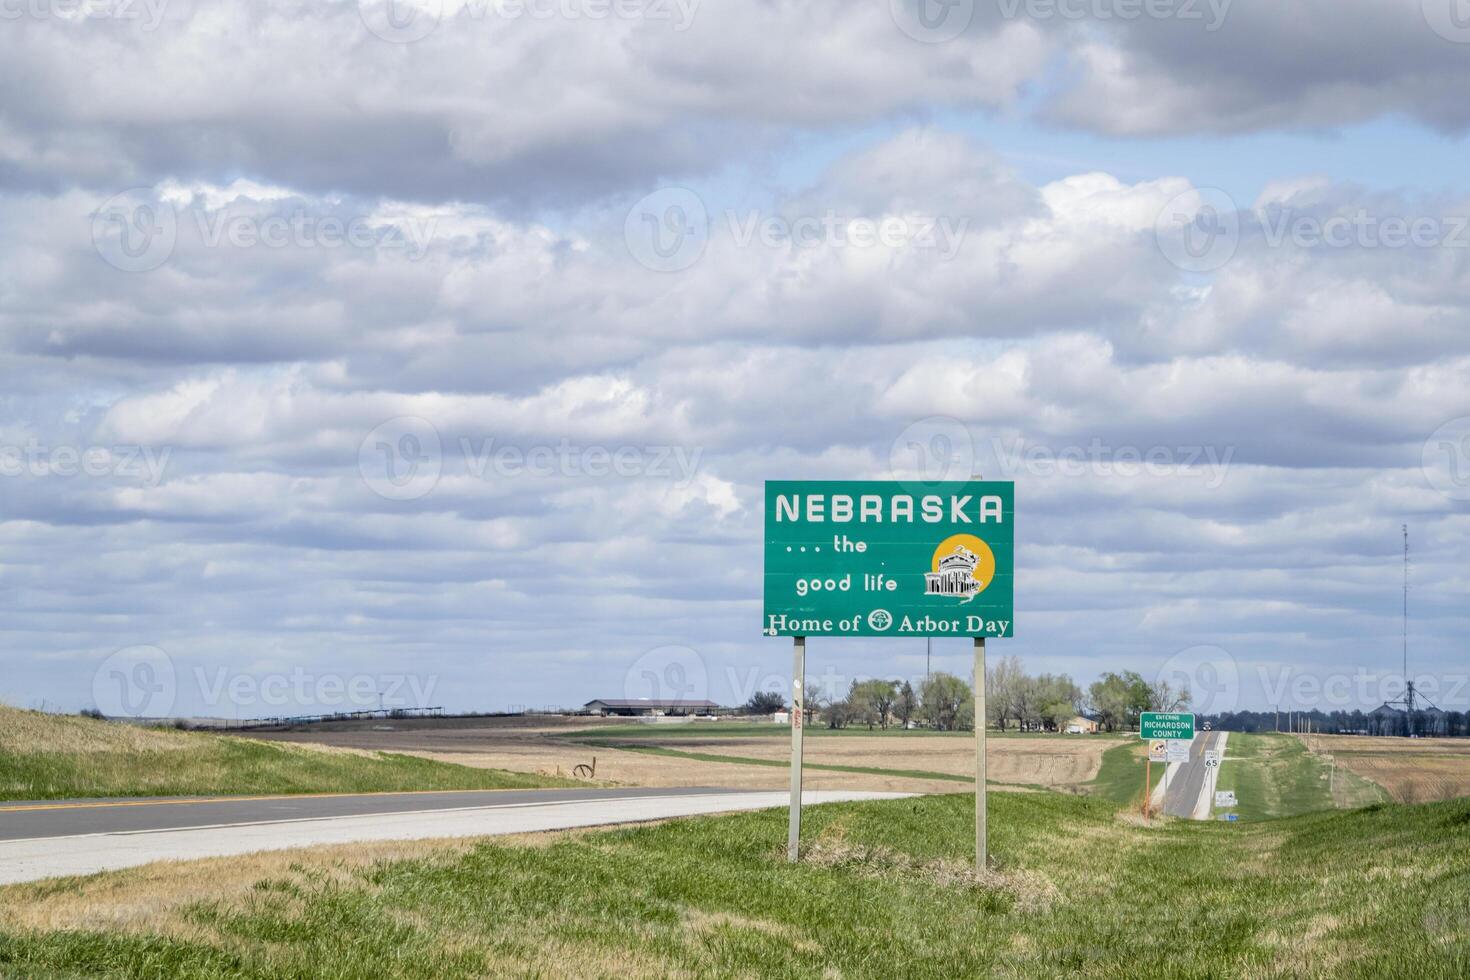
[2,0,1468,721]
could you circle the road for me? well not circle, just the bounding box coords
[0,787,908,885]
[1161,731,1227,818]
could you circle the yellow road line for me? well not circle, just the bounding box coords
[0,788,523,814]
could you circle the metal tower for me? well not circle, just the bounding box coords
[1384,525,1436,736]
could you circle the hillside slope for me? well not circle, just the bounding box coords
[4,790,1470,977]
[0,706,572,800]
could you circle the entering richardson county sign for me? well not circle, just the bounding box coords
[763,480,1014,638]
[1139,712,1196,741]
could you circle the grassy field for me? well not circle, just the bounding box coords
[1301,734,1470,804]
[585,741,973,784]
[250,721,1113,796]
[5,789,1470,977]
[1214,733,1386,821]
[1085,738,1164,806]
[559,722,1060,740]
[0,706,573,800]
[553,725,1115,792]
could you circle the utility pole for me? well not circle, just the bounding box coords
[926,636,931,685]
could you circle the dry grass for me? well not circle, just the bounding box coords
[0,706,198,756]
[802,821,1062,913]
[406,745,969,794]
[0,822,660,937]
[7,791,1470,978]
[1301,734,1470,804]
[0,838,475,936]
[0,704,379,762]
[662,734,1107,787]
[248,722,1105,795]
[0,824,697,980]
[0,705,571,800]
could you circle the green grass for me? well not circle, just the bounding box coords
[0,706,573,800]
[1213,733,1338,821]
[7,791,1470,977]
[1085,737,1164,806]
[585,741,973,784]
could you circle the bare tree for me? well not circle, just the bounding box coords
[986,655,1023,731]
[1148,679,1192,713]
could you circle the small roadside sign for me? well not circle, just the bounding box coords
[1204,751,1220,769]
[1166,739,1191,763]
[1215,790,1237,807]
[1148,739,1168,763]
[1140,712,1195,740]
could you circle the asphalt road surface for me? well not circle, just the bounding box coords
[0,786,733,841]
[0,787,909,885]
[1161,731,1225,818]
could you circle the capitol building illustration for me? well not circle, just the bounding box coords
[924,545,982,597]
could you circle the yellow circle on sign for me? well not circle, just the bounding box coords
[930,534,996,594]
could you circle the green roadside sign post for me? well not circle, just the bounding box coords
[763,480,1014,871]
[1138,712,1195,816]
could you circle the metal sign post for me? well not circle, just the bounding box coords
[974,636,987,871]
[1143,739,1166,816]
[787,635,806,863]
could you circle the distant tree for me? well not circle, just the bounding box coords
[982,660,1082,732]
[850,679,899,729]
[1147,679,1191,713]
[920,672,972,732]
[987,655,1023,730]
[957,694,976,732]
[1016,672,1044,730]
[804,688,828,727]
[79,707,105,720]
[1037,674,1083,730]
[742,691,787,715]
[895,681,918,730]
[1044,701,1075,731]
[824,697,854,729]
[1088,672,1150,732]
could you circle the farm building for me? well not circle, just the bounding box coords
[583,698,722,717]
[1064,716,1100,734]
[1367,703,1450,736]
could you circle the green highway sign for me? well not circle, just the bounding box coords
[1140,712,1196,740]
[763,480,1014,638]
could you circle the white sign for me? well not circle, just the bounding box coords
[1204,751,1220,769]
[1148,739,1167,763]
[1166,739,1192,763]
[1215,790,1237,807]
